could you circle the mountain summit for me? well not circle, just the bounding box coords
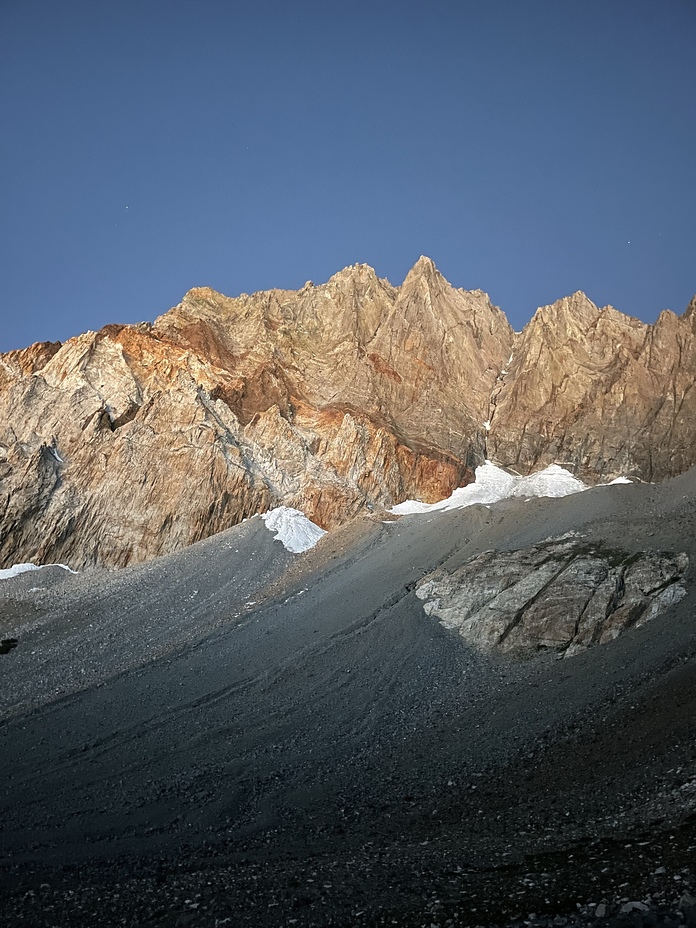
[1,258,695,568]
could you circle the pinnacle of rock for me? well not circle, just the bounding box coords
[683,293,696,326]
[402,254,441,285]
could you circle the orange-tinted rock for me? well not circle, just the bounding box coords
[0,259,509,567]
[1,261,694,570]
[487,291,696,481]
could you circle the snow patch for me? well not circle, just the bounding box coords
[510,464,587,499]
[390,462,589,515]
[0,562,77,582]
[261,507,327,553]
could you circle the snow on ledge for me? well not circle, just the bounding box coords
[261,507,327,553]
[390,462,629,515]
[0,562,78,582]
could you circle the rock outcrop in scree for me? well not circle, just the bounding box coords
[1,259,695,568]
[416,537,688,657]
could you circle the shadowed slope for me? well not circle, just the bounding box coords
[2,475,696,926]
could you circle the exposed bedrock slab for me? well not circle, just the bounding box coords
[416,539,688,657]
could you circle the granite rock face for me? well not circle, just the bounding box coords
[416,538,688,656]
[1,259,695,569]
[0,260,511,567]
[487,291,696,481]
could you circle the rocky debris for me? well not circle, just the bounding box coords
[2,833,696,928]
[2,477,696,927]
[416,539,688,656]
[0,636,18,654]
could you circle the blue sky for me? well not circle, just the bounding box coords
[2,0,695,351]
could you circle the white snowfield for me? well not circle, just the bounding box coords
[390,462,632,515]
[261,506,327,553]
[0,562,77,582]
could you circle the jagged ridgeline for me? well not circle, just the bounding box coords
[1,257,696,569]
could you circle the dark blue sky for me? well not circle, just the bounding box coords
[2,0,695,351]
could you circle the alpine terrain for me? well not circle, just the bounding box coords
[2,258,696,569]
[1,259,696,928]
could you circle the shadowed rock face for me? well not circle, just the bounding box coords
[416,538,688,657]
[0,259,695,569]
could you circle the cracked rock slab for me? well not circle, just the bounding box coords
[416,540,688,657]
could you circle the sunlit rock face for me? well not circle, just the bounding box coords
[487,292,696,482]
[416,539,688,657]
[1,260,695,569]
[0,260,511,568]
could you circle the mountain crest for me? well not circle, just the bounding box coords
[682,294,696,330]
[402,255,443,285]
[1,260,695,569]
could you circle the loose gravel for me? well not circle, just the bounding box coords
[2,474,696,926]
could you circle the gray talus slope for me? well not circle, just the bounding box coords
[1,473,696,878]
[0,516,296,720]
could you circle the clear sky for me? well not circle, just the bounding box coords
[2,0,695,352]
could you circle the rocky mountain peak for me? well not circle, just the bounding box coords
[530,290,598,328]
[401,254,446,290]
[1,261,695,569]
[183,285,225,304]
[405,254,438,274]
[326,262,383,288]
[682,294,696,331]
